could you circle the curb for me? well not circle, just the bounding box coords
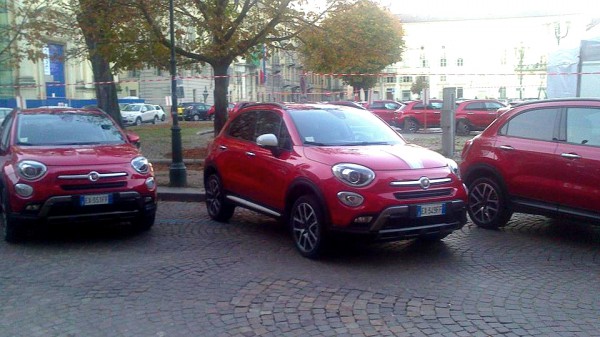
[157,187,205,202]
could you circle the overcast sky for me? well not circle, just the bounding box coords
[379,0,599,18]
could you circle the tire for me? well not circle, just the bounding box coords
[161,114,166,122]
[192,114,200,121]
[289,195,326,259]
[152,115,158,124]
[403,119,419,133]
[467,177,512,229]
[135,117,142,126]
[456,120,470,136]
[133,211,155,231]
[1,187,23,243]
[205,174,235,222]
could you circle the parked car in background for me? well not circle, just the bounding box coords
[395,99,444,132]
[204,102,467,258]
[153,105,167,122]
[207,102,235,120]
[121,103,161,125]
[365,100,404,126]
[460,98,600,229]
[454,99,506,135]
[0,107,157,242]
[183,102,211,121]
[0,107,12,124]
[177,102,198,120]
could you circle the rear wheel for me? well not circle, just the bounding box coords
[193,114,200,121]
[152,115,158,124]
[404,119,419,133]
[1,187,23,243]
[205,174,235,222]
[456,120,470,136]
[289,195,326,259]
[160,114,166,122]
[135,117,142,126]
[467,177,512,229]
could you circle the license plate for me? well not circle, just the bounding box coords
[417,203,445,217]
[80,194,112,206]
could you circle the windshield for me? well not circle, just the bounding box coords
[16,113,126,146]
[122,104,142,112]
[289,107,405,146]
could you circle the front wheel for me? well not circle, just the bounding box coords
[467,177,512,229]
[205,174,235,222]
[289,195,326,259]
[152,115,158,124]
[133,212,155,231]
[192,114,200,121]
[1,187,23,243]
[403,119,419,133]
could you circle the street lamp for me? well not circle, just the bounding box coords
[203,86,209,103]
[168,0,186,187]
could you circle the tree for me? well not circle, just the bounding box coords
[137,0,350,134]
[298,0,404,101]
[411,75,429,96]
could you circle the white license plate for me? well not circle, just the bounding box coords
[80,194,112,206]
[417,203,446,217]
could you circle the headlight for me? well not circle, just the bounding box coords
[17,160,47,180]
[332,163,375,187]
[131,156,150,174]
[446,159,460,179]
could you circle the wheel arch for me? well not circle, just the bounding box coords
[463,163,509,196]
[284,178,330,226]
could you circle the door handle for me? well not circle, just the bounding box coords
[245,151,256,157]
[219,145,227,150]
[561,153,581,159]
[498,145,514,150]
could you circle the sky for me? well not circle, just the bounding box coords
[378,0,600,18]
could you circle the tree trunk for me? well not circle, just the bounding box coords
[213,63,230,135]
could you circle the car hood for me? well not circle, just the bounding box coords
[12,144,142,166]
[121,110,141,117]
[302,144,449,170]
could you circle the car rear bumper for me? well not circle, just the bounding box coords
[9,191,157,225]
[330,200,467,241]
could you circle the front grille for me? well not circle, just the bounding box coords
[394,188,452,200]
[61,182,127,191]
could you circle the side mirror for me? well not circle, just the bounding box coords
[256,133,280,156]
[126,131,141,149]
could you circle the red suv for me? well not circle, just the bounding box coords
[204,103,468,258]
[0,108,157,242]
[366,100,404,126]
[454,99,506,136]
[395,100,443,133]
[460,99,600,229]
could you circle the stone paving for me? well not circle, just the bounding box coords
[0,202,599,336]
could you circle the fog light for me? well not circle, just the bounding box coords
[14,183,33,197]
[337,191,364,207]
[145,177,156,190]
[25,204,41,211]
[354,216,373,224]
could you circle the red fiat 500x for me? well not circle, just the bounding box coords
[204,103,467,258]
[0,108,157,242]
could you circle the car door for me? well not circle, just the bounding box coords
[554,106,600,214]
[141,104,154,122]
[245,110,294,212]
[425,100,443,128]
[215,111,258,198]
[494,107,563,206]
[482,101,505,128]
[462,101,488,128]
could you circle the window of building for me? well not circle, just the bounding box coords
[457,87,464,98]
[440,58,447,67]
[457,58,464,67]
[386,76,395,83]
[440,75,447,82]
[402,76,413,83]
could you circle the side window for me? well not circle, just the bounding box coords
[466,102,485,110]
[499,108,559,141]
[370,102,384,109]
[486,102,504,110]
[0,113,14,151]
[255,111,281,139]
[413,103,424,110]
[429,102,443,110]
[565,107,600,146]
[227,111,257,141]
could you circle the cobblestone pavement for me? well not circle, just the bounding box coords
[1,202,599,337]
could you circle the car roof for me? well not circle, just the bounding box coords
[20,107,107,116]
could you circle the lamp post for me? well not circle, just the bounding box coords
[168,0,186,187]
[203,86,209,103]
